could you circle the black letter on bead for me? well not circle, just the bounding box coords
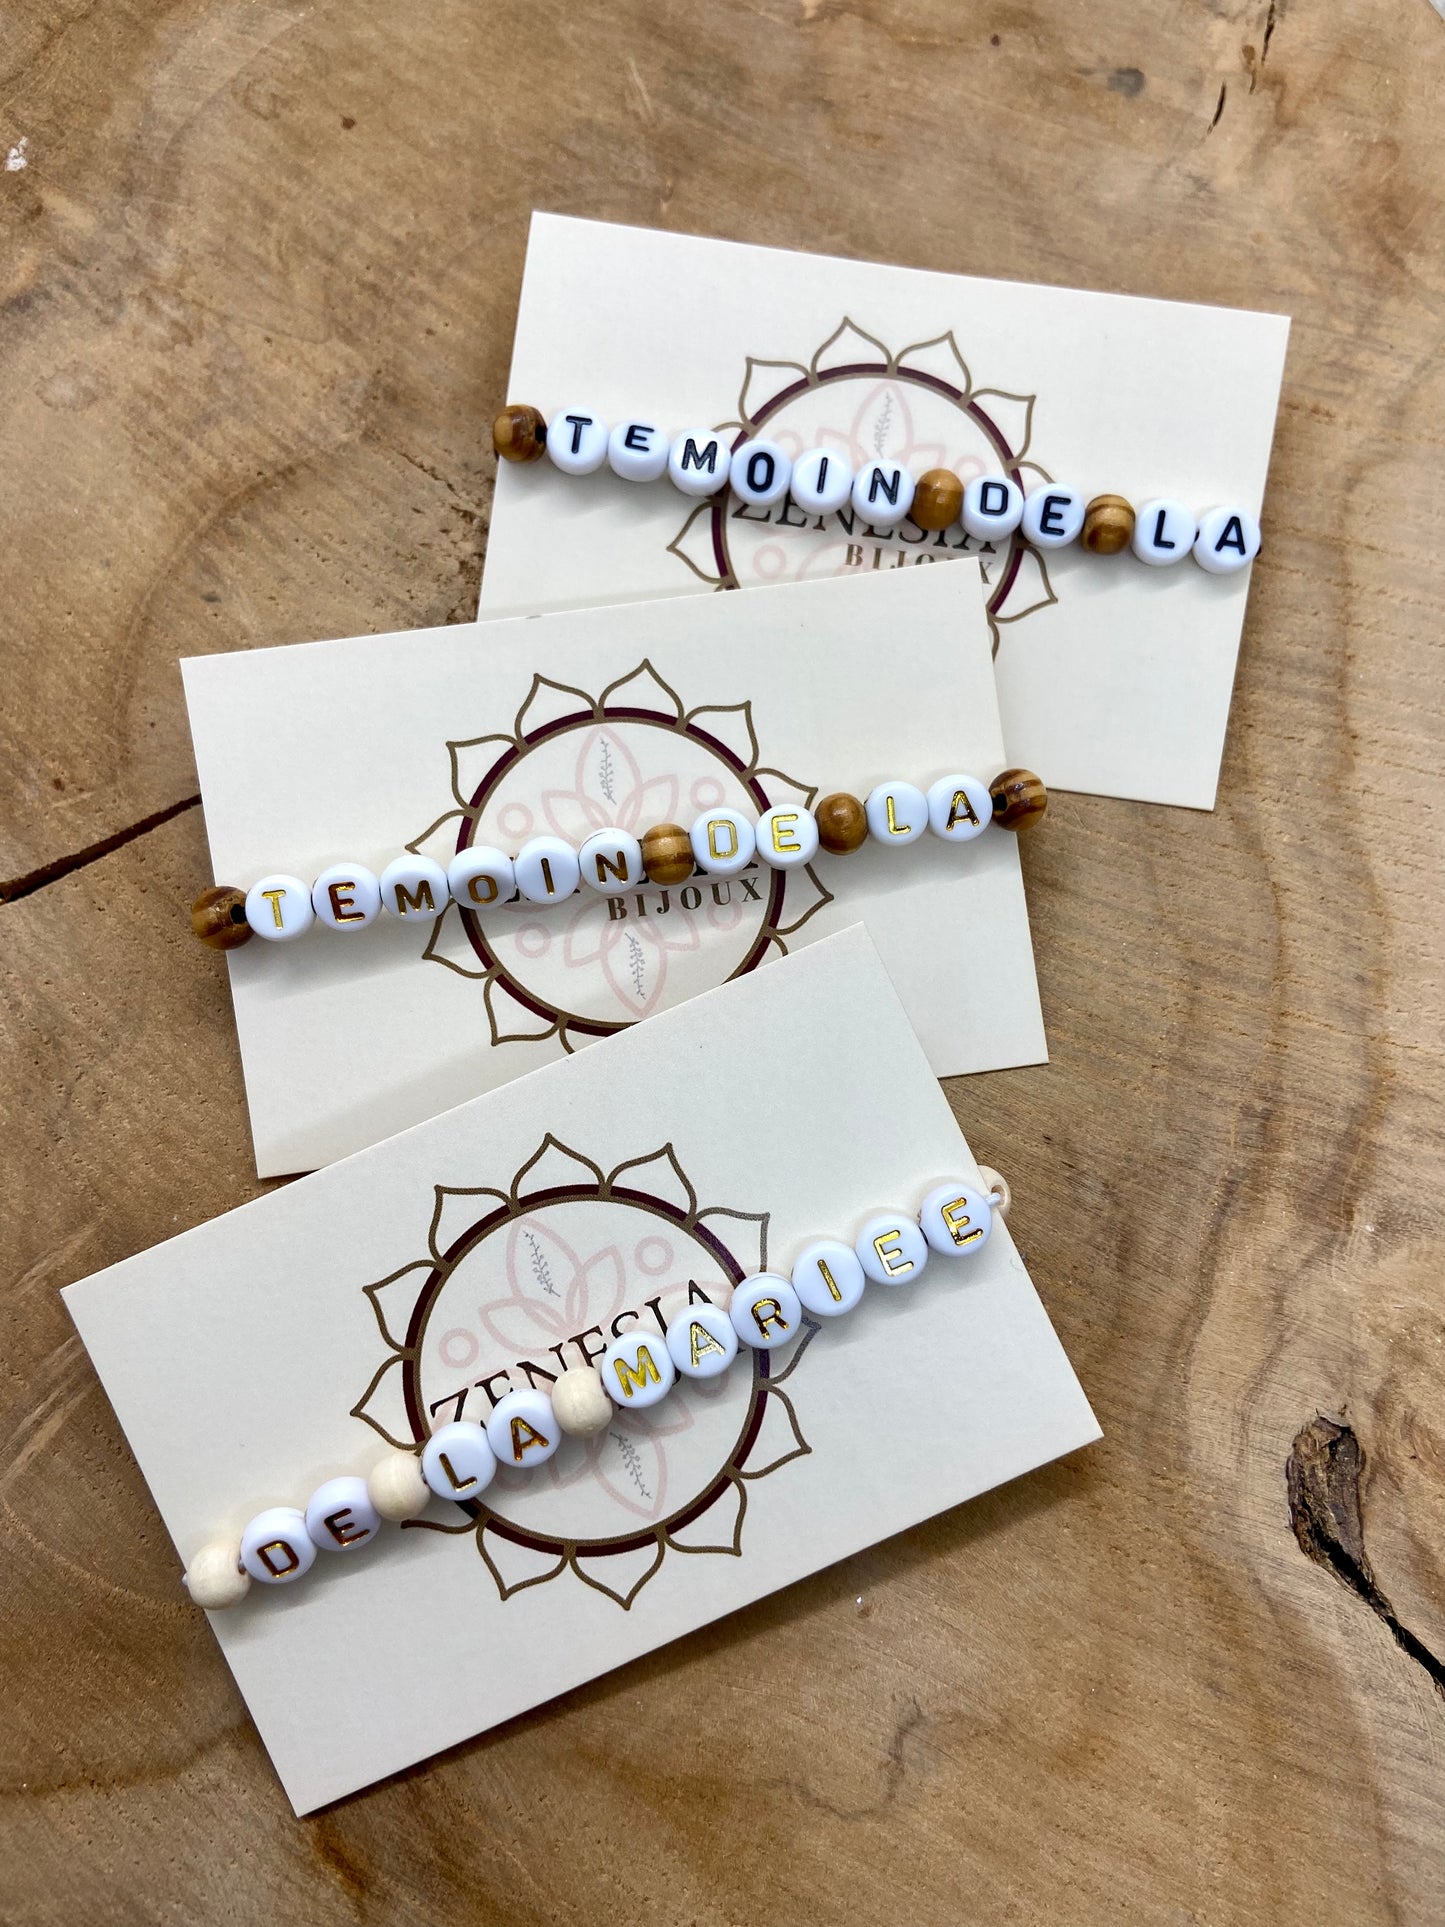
[624,422,653,449]
[745,450,776,494]
[564,414,592,455]
[1040,494,1068,536]
[680,437,718,473]
[1151,507,1176,550]
[1215,515,1248,555]
[867,465,901,507]
[980,480,1009,517]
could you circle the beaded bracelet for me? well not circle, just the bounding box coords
[181,1169,1011,1609]
[190,769,1046,949]
[494,402,1262,576]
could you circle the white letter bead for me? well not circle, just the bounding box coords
[546,406,609,476]
[791,1239,866,1318]
[485,1389,560,1468]
[865,780,928,846]
[515,835,581,903]
[926,773,992,842]
[305,1475,381,1553]
[552,1365,615,1436]
[379,854,450,919]
[851,460,914,527]
[607,420,669,482]
[312,863,381,932]
[918,1181,995,1257]
[448,845,516,910]
[731,1274,804,1349]
[602,1331,677,1409]
[1193,505,1260,574]
[1132,497,1197,566]
[240,1506,317,1585]
[367,1450,429,1522]
[668,430,731,497]
[756,806,818,869]
[666,1302,739,1379]
[730,439,792,507]
[244,874,314,942]
[690,808,756,878]
[789,447,854,515]
[962,475,1024,541]
[856,1213,930,1286]
[578,828,644,893]
[1020,484,1085,548]
[183,1543,251,1610]
[421,1420,497,1502]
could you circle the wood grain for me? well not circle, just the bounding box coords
[4,0,1445,1919]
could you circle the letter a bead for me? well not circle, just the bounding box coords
[856,1214,930,1286]
[731,1274,804,1349]
[422,1420,498,1501]
[240,1506,317,1585]
[1193,505,1260,575]
[485,1389,560,1468]
[918,1181,995,1257]
[603,1332,677,1409]
[666,1303,739,1379]
[925,774,991,842]
[245,875,314,942]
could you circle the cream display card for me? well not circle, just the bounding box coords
[63,931,1101,1814]
[183,563,1046,1178]
[480,213,1290,810]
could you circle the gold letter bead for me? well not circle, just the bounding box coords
[190,884,252,950]
[909,468,964,531]
[815,793,868,854]
[1081,493,1135,554]
[492,403,548,464]
[641,822,695,885]
[989,768,1049,831]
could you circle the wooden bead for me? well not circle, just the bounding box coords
[191,884,252,950]
[1081,493,1135,554]
[641,822,694,885]
[492,404,547,464]
[989,768,1049,830]
[183,1542,250,1610]
[909,468,963,531]
[815,793,868,854]
[552,1365,614,1436]
[367,1449,429,1521]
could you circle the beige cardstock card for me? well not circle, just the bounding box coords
[479,213,1290,810]
[183,563,1046,1179]
[63,930,1100,1814]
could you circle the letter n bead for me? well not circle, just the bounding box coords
[603,1332,676,1409]
[731,1274,804,1349]
[918,1182,995,1257]
[856,1213,930,1286]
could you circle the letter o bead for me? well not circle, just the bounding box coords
[756,806,819,869]
[730,439,792,508]
[856,1213,930,1287]
[792,1239,866,1318]
[422,1420,497,1502]
[607,420,669,483]
[515,835,581,903]
[304,1475,381,1553]
[668,430,731,497]
[579,827,644,893]
[865,780,927,846]
[449,845,516,910]
[245,875,315,942]
[240,1506,317,1585]
[546,406,609,476]
[690,808,755,879]
[552,1365,614,1436]
[603,1332,677,1409]
[851,460,914,527]
[1132,497,1197,567]
[666,1303,739,1380]
[926,774,992,842]
[485,1389,560,1468]
[1021,484,1086,549]
[183,1542,251,1610]
[731,1274,804,1350]
[918,1181,995,1257]
[312,863,382,932]
[379,854,450,919]
[789,447,853,515]
[1193,505,1260,575]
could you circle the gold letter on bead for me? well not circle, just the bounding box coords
[940,1197,984,1247]
[393,879,436,915]
[769,813,801,856]
[750,1296,791,1340]
[884,795,912,837]
[873,1229,914,1277]
[466,875,499,905]
[707,817,739,862]
[437,1451,481,1495]
[688,1319,728,1368]
[945,790,980,832]
[509,1417,552,1461]
[612,1345,663,1400]
[327,880,364,922]
[816,1257,844,1303]
[260,888,287,929]
[258,1539,301,1579]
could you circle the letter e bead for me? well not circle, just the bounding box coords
[304,1475,381,1553]
[856,1213,930,1286]
[918,1181,994,1257]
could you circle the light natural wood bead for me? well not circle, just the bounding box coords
[366,1449,429,1522]
[1081,493,1135,554]
[815,793,868,854]
[990,768,1049,830]
[909,468,963,531]
[492,403,547,464]
[183,1542,250,1610]
[641,822,694,885]
[191,884,252,950]
[552,1365,614,1436]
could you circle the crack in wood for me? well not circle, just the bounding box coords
[0,795,200,905]
[1287,1416,1445,1697]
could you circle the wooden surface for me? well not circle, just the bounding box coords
[3,1,1444,1919]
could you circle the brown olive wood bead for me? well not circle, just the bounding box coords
[815,793,868,854]
[492,404,548,464]
[641,823,694,885]
[1081,494,1135,554]
[989,769,1048,831]
[191,884,253,949]
[909,469,963,531]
